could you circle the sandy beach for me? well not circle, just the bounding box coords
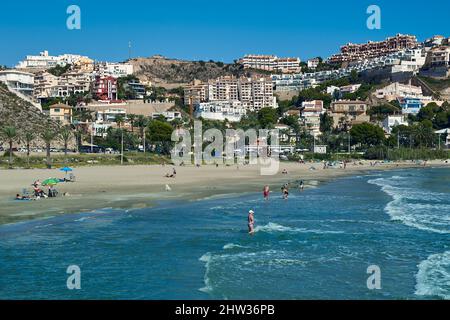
[0,160,448,225]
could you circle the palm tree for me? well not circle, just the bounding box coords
[115,115,125,129]
[23,131,34,168]
[74,127,84,153]
[60,127,72,160]
[127,114,137,133]
[40,129,55,169]
[136,115,149,140]
[2,126,17,169]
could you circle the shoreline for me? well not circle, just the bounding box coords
[0,160,449,226]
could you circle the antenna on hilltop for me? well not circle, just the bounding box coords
[128,41,132,60]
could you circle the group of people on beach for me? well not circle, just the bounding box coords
[15,178,70,201]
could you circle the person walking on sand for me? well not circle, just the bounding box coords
[248,210,255,235]
[263,185,270,201]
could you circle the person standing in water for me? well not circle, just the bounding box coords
[263,185,270,200]
[248,210,255,235]
[299,180,304,191]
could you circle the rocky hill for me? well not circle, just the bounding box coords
[0,84,62,145]
[128,55,269,87]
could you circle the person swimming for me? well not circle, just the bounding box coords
[248,210,255,235]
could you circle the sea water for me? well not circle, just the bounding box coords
[0,167,449,299]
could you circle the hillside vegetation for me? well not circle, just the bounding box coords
[0,84,61,143]
[129,55,268,85]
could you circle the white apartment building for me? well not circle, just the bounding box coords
[34,71,59,99]
[0,70,34,96]
[33,71,92,99]
[272,74,318,92]
[239,77,276,111]
[94,62,134,78]
[374,82,433,105]
[194,101,247,122]
[382,115,408,134]
[239,55,301,73]
[426,46,450,67]
[16,50,90,69]
[301,100,325,136]
[327,84,361,96]
[57,72,92,97]
[152,111,182,122]
[96,108,127,123]
[185,76,277,112]
[307,58,320,69]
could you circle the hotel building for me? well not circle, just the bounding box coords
[239,55,301,73]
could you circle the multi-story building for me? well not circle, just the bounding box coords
[0,70,34,97]
[96,108,127,123]
[16,50,91,69]
[56,72,92,97]
[73,57,95,73]
[124,79,146,99]
[33,71,59,99]
[329,100,370,129]
[184,79,209,105]
[426,46,450,67]
[185,76,277,112]
[194,101,247,122]
[239,76,276,110]
[94,62,134,78]
[398,97,424,114]
[375,82,427,101]
[307,58,320,69]
[382,115,408,134]
[327,84,361,97]
[301,100,325,136]
[207,76,239,101]
[328,34,418,64]
[93,76,118,101]
[272,74,318,92]
[239,55,301,73]
[33,71,91,99]
[49,103,72,125]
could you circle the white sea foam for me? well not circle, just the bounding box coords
[223,243,247,250]
[254,222,343,234]
[199,253,215,294]
[415,251,450,300]
[368,176,450,234]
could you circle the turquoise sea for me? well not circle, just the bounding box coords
[0,167,449,299]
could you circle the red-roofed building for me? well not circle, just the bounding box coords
[93,75,117,101]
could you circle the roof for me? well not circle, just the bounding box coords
[332,100,368,105]
[49,103,72,109]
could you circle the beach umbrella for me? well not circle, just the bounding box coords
[42,178,59,186]
[59,167,73,172]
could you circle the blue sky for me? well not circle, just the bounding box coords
[1,0,449,66]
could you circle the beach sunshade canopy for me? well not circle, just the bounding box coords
[42,178,59,186]
[60,167,73,172]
